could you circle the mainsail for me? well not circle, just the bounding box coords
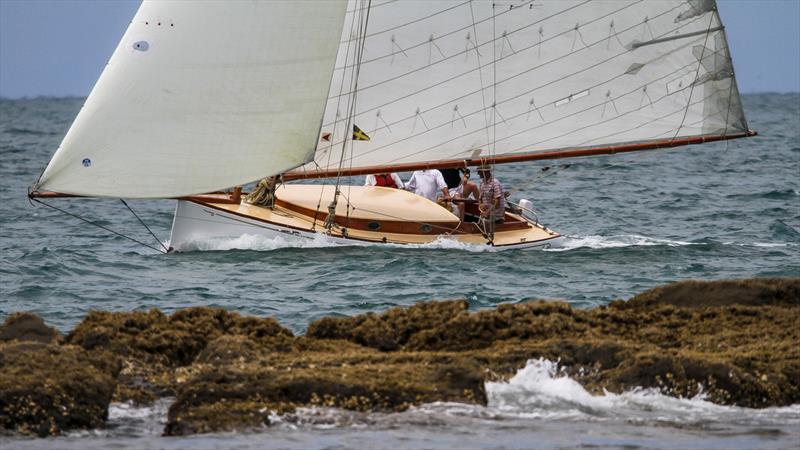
[291,0,750,179]
[35,0,347,198]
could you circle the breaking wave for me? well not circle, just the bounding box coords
[480,359,800,425]
[269,359,800,430]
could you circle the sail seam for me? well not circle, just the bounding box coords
[322,1,687,131]
[333,0,540,70]
[338,40,715,167]
[328,0,641,102]
[385,58,718,165]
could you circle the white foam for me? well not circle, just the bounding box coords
[66,398,173,438]
[399,235,494,252]
[171,233,353,252]
[483,359,800,425]
[171,233,494,253]
[549,234,694,251]
[743,242,796,248]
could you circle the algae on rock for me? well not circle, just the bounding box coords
[1,278,797,437]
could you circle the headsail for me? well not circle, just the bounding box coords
[294,0,749,178]
[35,0,347,198]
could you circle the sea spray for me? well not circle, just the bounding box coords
[484,359,800,426]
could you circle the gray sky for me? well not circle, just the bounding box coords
[1,0,798,98]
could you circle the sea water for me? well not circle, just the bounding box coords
[1,94,798,448]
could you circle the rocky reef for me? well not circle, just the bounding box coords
[1,278,797,436]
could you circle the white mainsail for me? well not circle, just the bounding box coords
[302,0,747,175]
[36,0,347,198]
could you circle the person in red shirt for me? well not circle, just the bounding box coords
[365,172,404,189]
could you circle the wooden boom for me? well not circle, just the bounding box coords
[282,130,757,181]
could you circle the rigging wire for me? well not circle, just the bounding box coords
[329,0,610,102]
[332,0,540,71]
[468,0,492,148]
[343,0,373,232]
[31,198,167,254]
[120,199,169,253]
[669,10,716,144]
[322,7,704,166]
[312,0,364,230]
[368,55,712,167]
[326,0,372,233]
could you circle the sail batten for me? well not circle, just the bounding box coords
[36,0,347,199]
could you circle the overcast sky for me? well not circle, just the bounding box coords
[1,0,798,98]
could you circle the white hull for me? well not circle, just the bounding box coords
[169,199,563,252]
[169,199,368,249]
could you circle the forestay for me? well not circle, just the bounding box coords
[301,0,747,175]
[36,0,347,198]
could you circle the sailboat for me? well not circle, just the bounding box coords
[30,0,754,252]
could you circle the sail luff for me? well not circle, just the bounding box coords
[283,130,756,181]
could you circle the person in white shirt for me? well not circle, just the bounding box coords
[405,169,449,202]
[364,173,404,189]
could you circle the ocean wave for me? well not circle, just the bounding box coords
[65,398,173,438]
[548,234,695,251]
[480,359,800,425]
[267,359,800,431]
[551,234,798,252]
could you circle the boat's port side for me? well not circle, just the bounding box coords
[169,185,562,251]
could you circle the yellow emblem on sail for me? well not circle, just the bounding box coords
[353,124,370,141]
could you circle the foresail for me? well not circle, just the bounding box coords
[300,0,747,176]
[36,0,347,198]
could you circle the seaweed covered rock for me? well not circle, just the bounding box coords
[165,352,485,435]
[622,278,800,308]
[307,300,468,350]
[0,312,60,344]
[194,335,267,366]
[1,277,797,437]
[0,341,120,437]
[66,307,293,366]
[407,300,578,351]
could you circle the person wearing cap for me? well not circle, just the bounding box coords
[477,165,505,224]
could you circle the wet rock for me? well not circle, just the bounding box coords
[0,312,60,344]
[605,352,782,406]
[195,335,266,366]
[307,300,468,351]
[165,353,485,435]
[2,277,797,436]
[0,341,120,436]
[622,278,800,308]
[407,301,578,351]
[66,307,293,366]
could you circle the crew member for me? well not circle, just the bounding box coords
[365,172,404,189]
[405,169,449,202]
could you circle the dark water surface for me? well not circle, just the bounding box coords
[1,94,799,448]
